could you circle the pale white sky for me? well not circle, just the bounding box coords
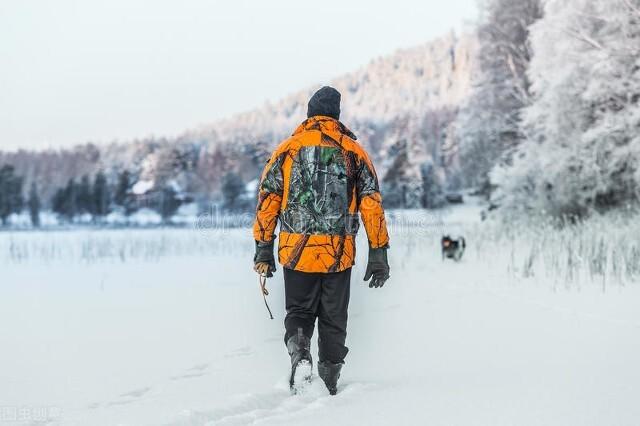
[0,0,477,150]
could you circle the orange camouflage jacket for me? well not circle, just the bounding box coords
[252,116,389,273]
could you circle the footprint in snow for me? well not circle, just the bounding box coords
[106,399,137,407]
[167,381,374,426]
[104,386,151,407]
[120,386,151,398]
[188,363,210,371]
[170,363,212,381]
[224,346,254,358]
[171,371,208,381]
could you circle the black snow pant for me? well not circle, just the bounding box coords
[283,267,351,364]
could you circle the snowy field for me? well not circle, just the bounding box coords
[1,205,639,426]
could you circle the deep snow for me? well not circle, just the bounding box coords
[1,205,639,426]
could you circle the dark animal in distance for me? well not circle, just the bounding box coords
[441,235,466,261]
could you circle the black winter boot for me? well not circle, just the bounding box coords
[317,361,343,395]
[286,328,312,393]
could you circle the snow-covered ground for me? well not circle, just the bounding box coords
[1,205,639,426]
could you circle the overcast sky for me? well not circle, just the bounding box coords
[0,0,478,150]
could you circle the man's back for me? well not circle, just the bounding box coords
[253,115,389,272]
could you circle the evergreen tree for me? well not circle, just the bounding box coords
[381,136,425,209]
[221,171,245,210]
[51,188,66,219]
[76,175,92,214]
[421,162,445,209]
[159,186,181,221]
[92,172,110,218]
[28,182,41,227]
[382,148,414,208]
[51,179,77,221]
[62,178,77,220]
[0,165,24,225]
[114,170,135,215]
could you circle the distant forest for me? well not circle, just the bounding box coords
[1,0,638,227]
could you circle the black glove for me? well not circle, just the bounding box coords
[363,246,390,288]
[254,240,276,277]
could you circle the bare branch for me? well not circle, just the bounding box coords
[562,28,605,50]
[621,0,640,16]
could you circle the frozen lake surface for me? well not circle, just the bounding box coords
[1,206,639,425]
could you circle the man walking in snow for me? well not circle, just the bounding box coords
[252,86,390,395]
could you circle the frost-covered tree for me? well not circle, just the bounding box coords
[454,0,542,191]
[381,116,428,208]
[494,0,640,218]
[380,112,455,208]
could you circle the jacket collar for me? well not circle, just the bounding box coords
[292,116,358,140]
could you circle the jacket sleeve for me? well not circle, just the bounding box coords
[252,149,285,243]
[356,150,390,248]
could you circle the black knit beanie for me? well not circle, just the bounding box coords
[307,86,341,120]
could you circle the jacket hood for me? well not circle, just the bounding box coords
[292,116,358,141]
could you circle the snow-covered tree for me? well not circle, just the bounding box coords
[380,116,430,208]
[494,0,640,218]
[454,0,542,192]
[421,161,446,208]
